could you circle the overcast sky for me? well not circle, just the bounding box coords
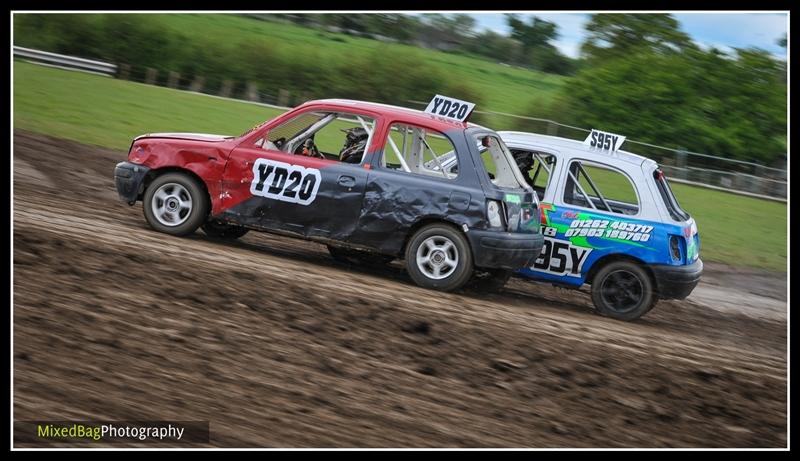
[465,12,788,60]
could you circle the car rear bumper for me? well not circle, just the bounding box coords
[650,258,703,300]
[467,230,544,271]
[114,161,150,204]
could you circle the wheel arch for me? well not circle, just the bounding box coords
[141,167,212,204]
[585,253,656,287]
[400,216,468,258]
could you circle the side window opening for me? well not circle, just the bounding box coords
[381,123,458,180]
[563,161,639,215]
[254,111,376,164]
[512,149,557,202]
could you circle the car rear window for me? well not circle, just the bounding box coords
[473,134,529,190]
[654,169,690,221]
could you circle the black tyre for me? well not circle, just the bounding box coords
[405,224,473,291]
[202,219,250,239]
[590,260,657,321]
[142,173,209,236]
[327,245,394,266]
[470,269,513,293]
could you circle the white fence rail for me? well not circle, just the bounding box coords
[13,46,117,76]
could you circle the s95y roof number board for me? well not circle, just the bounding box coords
[584,129,626,153]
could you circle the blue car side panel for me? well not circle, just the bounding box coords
[516,203,690,285]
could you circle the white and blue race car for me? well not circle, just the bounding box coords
[427,129,702,320]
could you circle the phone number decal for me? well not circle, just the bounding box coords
[564,219,653,242]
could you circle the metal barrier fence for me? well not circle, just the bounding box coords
[490,114,788,201]
[406,101,788,202]
[13,47,787,202]
[13,46,117,76]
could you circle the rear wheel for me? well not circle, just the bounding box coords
[142,173,209,236]
[590,260,657,321]
[202,220,250,239]
[405,224,473,291]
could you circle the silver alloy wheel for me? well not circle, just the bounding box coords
[151,183,193,227]
[416,235,459,280]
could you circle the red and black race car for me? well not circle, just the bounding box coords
[114,95,544,291]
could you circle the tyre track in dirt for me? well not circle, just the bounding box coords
[14,204,786,382]
[13,130,787,447]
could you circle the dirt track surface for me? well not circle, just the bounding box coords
[13,130,787,447]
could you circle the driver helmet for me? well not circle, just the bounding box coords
[511,149,534,171]
[340,127,369,163]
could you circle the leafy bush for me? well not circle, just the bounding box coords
[558,48,786,163]
[332,46,446,105]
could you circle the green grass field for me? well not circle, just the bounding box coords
[13,62,787,271]
[13,13,566,118]
[164,14,565,115]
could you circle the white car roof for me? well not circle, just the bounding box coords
[498,131,658,169]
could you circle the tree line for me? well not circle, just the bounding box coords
[268,13,578,76]
[516,14,787,165]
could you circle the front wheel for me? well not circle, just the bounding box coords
[142,173,209,236]
[590,261,657,321]
[405,224,473,291]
